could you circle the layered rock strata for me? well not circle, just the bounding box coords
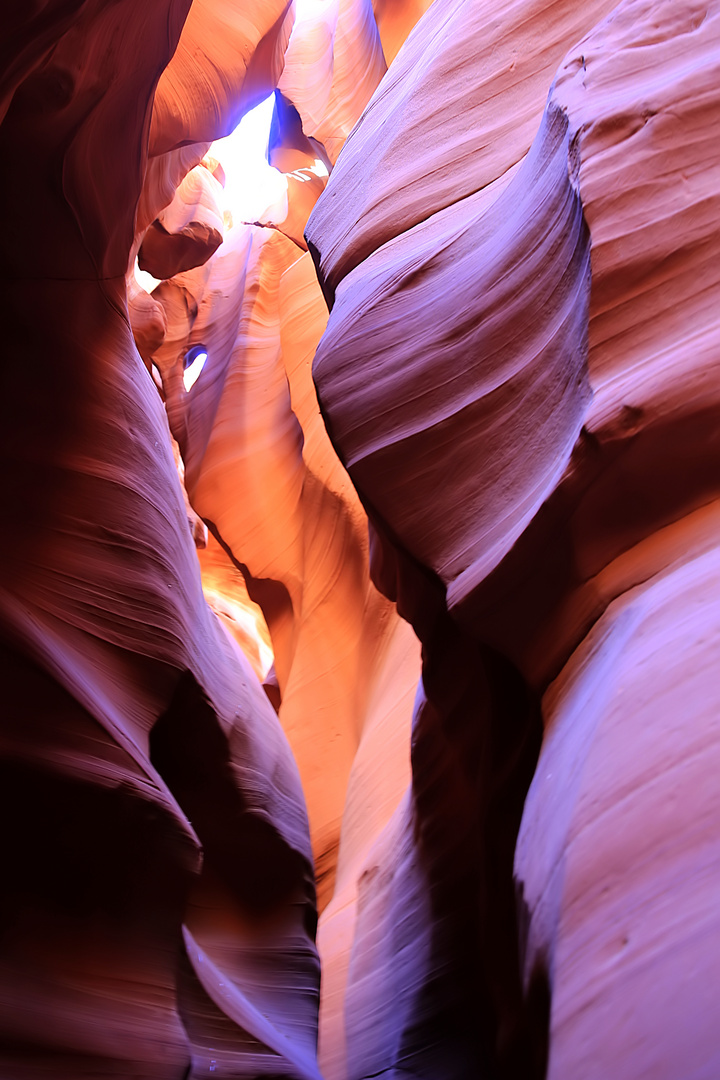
[151,223,420,914]
[3,0,719,1077]
[307,0,720,1075]
[1,3,322,1077]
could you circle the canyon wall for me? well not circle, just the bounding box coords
[307,0,720,1076]
[2,0,719,1078]
[1,3,320,1078]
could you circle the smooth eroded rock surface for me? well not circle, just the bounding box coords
[304,0,720,1075]
[1,3,322,1077]
[3,0,719,1076]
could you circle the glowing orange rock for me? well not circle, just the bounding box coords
[278,0,386,164]
[153,232,421,913]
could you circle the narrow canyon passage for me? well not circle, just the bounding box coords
[1,0,719,1078]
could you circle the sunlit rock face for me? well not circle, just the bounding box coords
[138,162,225,281]
[3,0,719,1077]
[151,222,420,916]
[308,0,720,1075]
[143,39,423,933]
[278,0,387,165]
[268,94,332,249]
[306,0,620,305]
[149,0,294,155]
[313,103,592,601]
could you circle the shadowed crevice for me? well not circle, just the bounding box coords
[149,670,309,915]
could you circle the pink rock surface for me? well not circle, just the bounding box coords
[315,599,419,1080]
[313,104,592,602]
[138,163,225,280]
[306,0,619,303]
[4,0,719,1076]
[267,95,331,249]
[150,0,294,155]
[516,529,720,1080]
[137,141,213,239]
[278,0,386,164]
[127,276,169,367]
[304,0,720,1074]
[454,0,720,688]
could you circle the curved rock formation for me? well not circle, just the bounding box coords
[1,3,321,1077]
[370,0,434,65]
[313,103,592,601]
[454,0,720,688]
[138,162,225,281]
[305,0,619,304]
[128,274,169,368]
[4,0,719,1076]
[512,4,720,1077]
[150,0,294,155]
[516,532,720,1080]
[267,94,331,249]
[304,0,720,1074]
[152,227,421,914]
[278,0,386,163]
[197,532,275,683]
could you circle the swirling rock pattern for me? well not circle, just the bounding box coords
[4,0,719,1076]
[305,0,619,304]
[278,0,386,163]
[456,0,720,687]
[306,0,720,1075]
[313,104,592,602]
[153,231,421,915]
[138,163,225,281]
[150,0,294,155]
[1,3,321,1078]
[511,3,720,1076]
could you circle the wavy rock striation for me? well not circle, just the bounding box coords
[306,0,720,1075]
[511,3,720,1077]
[313,104,592,603]
[456,0,720,688]
[306,0,619,304]
[150,0,294,155]
[278,0,386,164]
[4,0,719,1076]
[152,228,421,915]
[138,162,225,281]
[1,3,322,1077]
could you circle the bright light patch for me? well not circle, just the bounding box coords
[134,258,161,293]
[210,94,288,226]
[286,158,330,183]
[294,0,333,23]
[205,589,274,679]
[183,346,208,392]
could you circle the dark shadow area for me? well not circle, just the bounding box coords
[524,961,551,1080]
[347,508,550,1079]
[149,670,307,916]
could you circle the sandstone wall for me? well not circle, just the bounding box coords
[2,0,718,1077]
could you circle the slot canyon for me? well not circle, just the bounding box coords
[2,0,719,1076]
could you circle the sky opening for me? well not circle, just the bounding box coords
[210,92,288,225]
